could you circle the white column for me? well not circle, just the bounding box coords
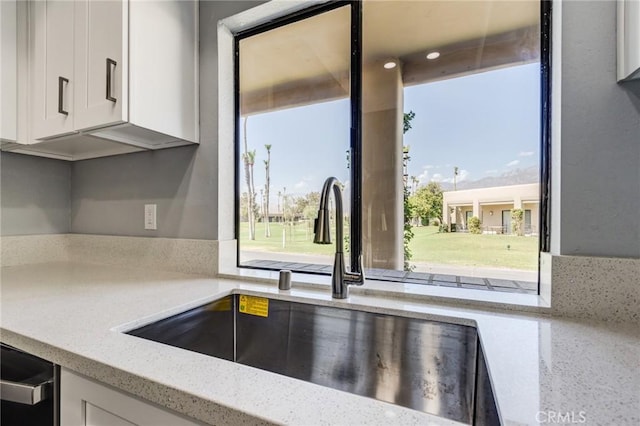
[514,196,523,209]
[362,60,403,270]
[473,199,481,218]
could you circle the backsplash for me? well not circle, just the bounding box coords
[1,234,216,276]
[1,234,70,266]
[2,234,637,324]
[541,253,639,324]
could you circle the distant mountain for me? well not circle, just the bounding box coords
[439,166,539,191]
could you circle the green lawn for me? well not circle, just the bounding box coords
[240,222,538,270]
[408,226,538,270]
[239,221,337,256]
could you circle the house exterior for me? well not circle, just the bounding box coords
[443,183,539,235]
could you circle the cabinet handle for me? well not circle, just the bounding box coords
[106,58,117,102]
[58,76,69,115]
[0,378,53,405]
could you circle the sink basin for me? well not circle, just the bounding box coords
[127,294,499,424]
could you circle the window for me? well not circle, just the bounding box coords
[235,1,550,295]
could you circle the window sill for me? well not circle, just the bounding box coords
[217,263,551,315]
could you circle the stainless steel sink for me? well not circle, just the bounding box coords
[127,294,499,425]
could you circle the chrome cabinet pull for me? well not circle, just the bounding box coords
[58,76,69,115]
[0,377,53,405]
[106,58,117,102]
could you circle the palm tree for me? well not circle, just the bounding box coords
[259,188,264,224]
[277,190,282,220]
[453,166,459,191]
[264,144,272,237]
[242,116,256,240]
[411,176,419,195]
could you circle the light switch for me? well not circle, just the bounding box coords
[144,204,157,230]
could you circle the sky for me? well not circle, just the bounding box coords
[240,62,540,207]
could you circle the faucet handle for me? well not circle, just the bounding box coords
[345,255,365,286]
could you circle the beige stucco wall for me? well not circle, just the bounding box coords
[443,184,540,234]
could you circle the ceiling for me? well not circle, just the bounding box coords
[239,0,540,114]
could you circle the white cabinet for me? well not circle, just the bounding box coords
[29,0,75,140]
[618,0,640,81]
[1,0,17,143]
[73,0,125,132]
[61,368,205,426]
[6,0,198,161]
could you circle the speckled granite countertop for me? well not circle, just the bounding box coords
[1,262,638,425]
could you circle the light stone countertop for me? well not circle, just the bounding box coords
[0,262,638,425]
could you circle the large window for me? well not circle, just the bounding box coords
[235,1,549,295]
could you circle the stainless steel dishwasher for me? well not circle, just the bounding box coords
[1,343,59,426]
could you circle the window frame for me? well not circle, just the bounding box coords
[232,0,553,292]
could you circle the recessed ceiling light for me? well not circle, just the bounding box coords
[383,61,397,69]
[426,51,440,60]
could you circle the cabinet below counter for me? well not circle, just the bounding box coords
[0,262,638,425]
[61,369,205,426]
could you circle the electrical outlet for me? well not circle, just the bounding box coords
[144,204,157,230]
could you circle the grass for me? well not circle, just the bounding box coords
[239,221,337,256]
[239,222,538,271]
[408,226,538,270]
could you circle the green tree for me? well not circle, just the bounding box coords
[295,191,321,219]
[403,111,416,134]
[402,111,416,271]
[409,182,443,225]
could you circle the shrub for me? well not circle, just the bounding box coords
[511,209,524,236]
[468,216,482,234]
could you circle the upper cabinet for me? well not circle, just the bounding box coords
[29,0,76,140]
[1,0,17,143]
[6,0,198,161]
[74,0,125,133]
[618,0,640,81]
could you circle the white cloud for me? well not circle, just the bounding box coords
[485,169,499,175]
[294,180,308,190]
[431,169,469,184]
[416,165,436,184]
[418,169,429,183]
[518,151,534,157]
[455,169,469,183]
[506,160,520,167]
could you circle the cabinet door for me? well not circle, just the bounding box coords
[61,369,204,426]
[1,0,17,142]
[618,0,640,81]
[29,0,75,140]
[74,0,126,131]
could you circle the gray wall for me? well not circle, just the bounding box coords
[70,1,264,239]
[1,152,71,235]
[559,1,640,258]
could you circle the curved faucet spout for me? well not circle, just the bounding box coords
[313,177,364,299]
